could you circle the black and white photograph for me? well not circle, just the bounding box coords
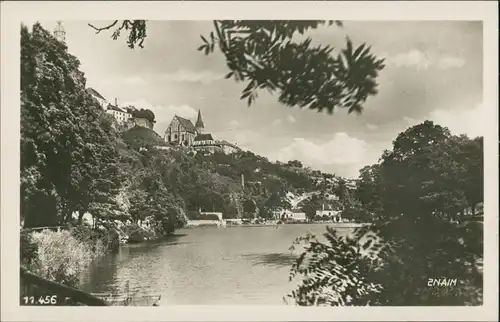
[1,1,498,321]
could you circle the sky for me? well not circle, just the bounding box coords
[30,20,483,178]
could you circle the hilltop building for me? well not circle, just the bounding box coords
[86,89,155,130]
[106,98,133,125]
[164,110,241,154]
[88,88,108,110]
[195,110,205,134]
[53,21,66,44]
[164,114,199,146]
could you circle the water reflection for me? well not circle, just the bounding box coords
[241,252,297,267]
[80,224,350,305]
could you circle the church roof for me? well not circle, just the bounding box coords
[195,110,205,128]
[175,116,196,133]
[194,133,214,141]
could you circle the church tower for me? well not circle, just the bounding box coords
[195,110,205,134]
[53,21,66,44]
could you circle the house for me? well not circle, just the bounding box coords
[87,88,108,110]
[272,209,293,220]
[106,102,133,124]
[275,209,307,222]
[192,133,219,153]
[316,204,342,222]
[200,211,223,221]
[290,211,307,222]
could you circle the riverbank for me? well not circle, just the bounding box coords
[185,220,368,229]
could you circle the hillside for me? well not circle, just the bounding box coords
[122,126,167,150]
[19,22,351,230]
[118,126,352,221]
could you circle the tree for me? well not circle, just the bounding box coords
[378,121,467,222]
[454,136,483,215]
[131,108,156,123]
[287,160,303,168]
[242,198,257,218]
[129,169,186,235]
[21,23,123,227]
[300,194,321,221]
[264,192,291,214]
[288,121,484,306]
[356,164,385,219]
[89,20,385,115]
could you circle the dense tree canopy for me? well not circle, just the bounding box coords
[288,121,484,306]
[89,20,385,115]
[21,23,123,227]
[130,108,156,123]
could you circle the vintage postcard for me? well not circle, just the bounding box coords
[1,1,498,321]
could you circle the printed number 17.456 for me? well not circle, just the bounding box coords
[23,295,58,305]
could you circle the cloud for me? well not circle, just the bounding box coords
[286,115,297,124]
[269,133,374,178]
[389,50,465,71]
[223,130,273,154]
[437,55,466,70]
[428,102,484,137]
[391,49,432,70]
[272,119,283,126]
[229,120,241,128]
[121,76,145,85]
[399,103,484,138]
[122,99,197,135]
[403,116,418,124]
[160,69,224,84]
[366,123,379,130]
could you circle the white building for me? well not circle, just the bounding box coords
[106,104,133,124]
[87,88,108,110]
[200,211,223,221]
[316,204,342,222]
[290,211,306,222]
[219,140,241,154]
[273,209,307,222]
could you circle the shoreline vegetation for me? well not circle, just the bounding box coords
[20,21,483,307]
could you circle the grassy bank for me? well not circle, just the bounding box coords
[20,224,120,288]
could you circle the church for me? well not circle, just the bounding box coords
[164,110,205,146]
[164,111,241,154]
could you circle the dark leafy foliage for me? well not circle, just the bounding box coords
[20,233,39,268]
[21,23,123,228]
[288,121,484,306]
[126,108,156,123]
[90,20,384,114]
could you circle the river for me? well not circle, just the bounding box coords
[79,224,354,305]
